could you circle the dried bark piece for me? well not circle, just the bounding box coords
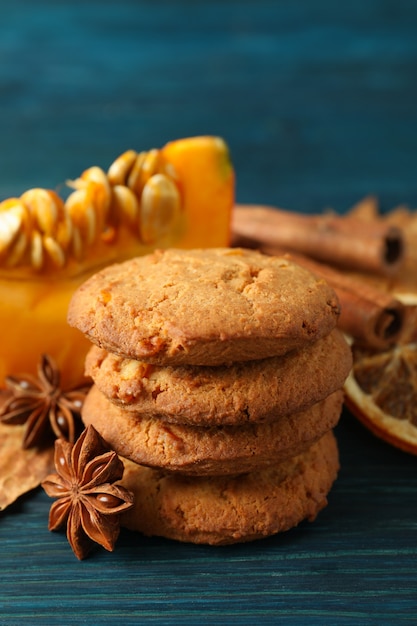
[232,204,404,276]
[347,197,417,293]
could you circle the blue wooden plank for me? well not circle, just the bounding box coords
[0,0,416,211]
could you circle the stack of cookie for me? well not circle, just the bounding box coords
[68,247,352,545]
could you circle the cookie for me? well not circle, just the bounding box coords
[85,329,351,425]
[82,385,343,475]
[68,247,340,366]
[120,430,339,544]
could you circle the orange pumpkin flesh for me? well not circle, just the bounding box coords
[0,136,234,387]
[161,136,234,248]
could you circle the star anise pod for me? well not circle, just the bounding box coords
[42,425,134,560]
[0,354,91,448]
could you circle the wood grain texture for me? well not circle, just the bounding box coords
[0,1,417,623]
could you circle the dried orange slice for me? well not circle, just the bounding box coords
[344,293,417,454]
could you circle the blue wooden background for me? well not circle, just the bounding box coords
[0,1,417,624]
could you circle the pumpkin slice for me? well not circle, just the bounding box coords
[0,136,234,387]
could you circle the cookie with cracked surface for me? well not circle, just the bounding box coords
[68,247,340,366]
[120,430,339,544]
[84,329,351,425]
[82,385,343,476]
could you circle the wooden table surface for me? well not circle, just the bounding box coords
[0,1,416,624]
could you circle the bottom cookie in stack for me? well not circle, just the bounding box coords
[119,431,339,545]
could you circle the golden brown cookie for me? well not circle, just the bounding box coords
[68,248,340,366]
[82,385,343,475]
[84,329,351,425]
[120,430,339,544]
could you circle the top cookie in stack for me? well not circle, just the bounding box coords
[68,248,351,545]
[68,247,340,365]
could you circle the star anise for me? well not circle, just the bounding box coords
[0,354,91,448]
[42,425,134,560]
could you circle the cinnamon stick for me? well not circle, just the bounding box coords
[262,246,405,349]
[233,204,405,276]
